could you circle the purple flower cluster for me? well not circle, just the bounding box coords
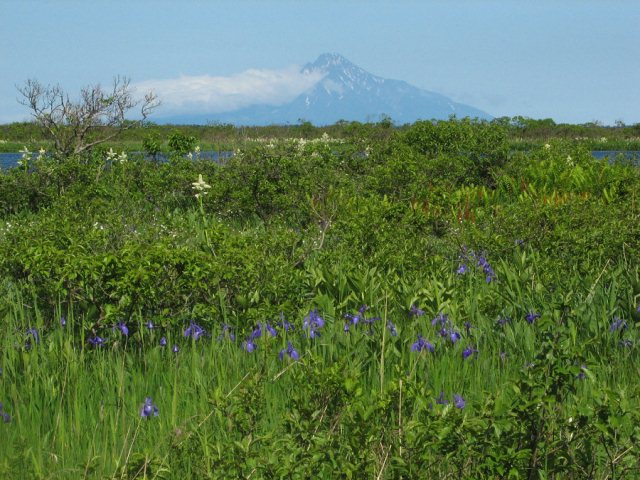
[386,320,398,337]
[242,321,277,352]
[610,317,627,332]
[303,310,325,339]
[576,364,588,380]
[184,321,207,340]
[278,313,294,332]
[432,392,465,409]
[343,305,380,333]
[0,402,10,423]
[217,324,236,342]
[456,247,496,283]
[525,311,541,324]
[462,345,478,360]
[279,342,300,361]
[476,255,496,283]
[114,321,129,336]
[89,335,106,347]
[24,327,40,350]
[409,304,425,317]
[140,397,159,418]
[432,313,462,343]
[411,335,435,353]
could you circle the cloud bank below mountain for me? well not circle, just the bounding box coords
[133,66,326,115]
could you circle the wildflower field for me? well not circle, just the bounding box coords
[1,119,640,478]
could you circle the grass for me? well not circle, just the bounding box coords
[1,258,639,478]
[1,122,640,477]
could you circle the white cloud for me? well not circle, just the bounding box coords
[133,66,325,115]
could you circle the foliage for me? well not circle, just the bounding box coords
[1,120,640,477]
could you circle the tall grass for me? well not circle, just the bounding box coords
[1,257,639,478]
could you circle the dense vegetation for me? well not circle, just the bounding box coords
[2,115,640,153]
[1,119,639,478]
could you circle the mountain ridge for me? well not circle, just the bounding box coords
[156,53,492,125]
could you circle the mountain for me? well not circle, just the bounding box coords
[157,53,492,125]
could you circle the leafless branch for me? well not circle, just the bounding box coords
[17,76,160,157]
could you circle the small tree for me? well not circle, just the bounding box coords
[17,76,159,157]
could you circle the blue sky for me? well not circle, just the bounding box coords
[1,0,639,124]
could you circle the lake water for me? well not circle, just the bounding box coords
[1,150,639,170]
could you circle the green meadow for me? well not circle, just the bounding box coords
[1,119,639,478]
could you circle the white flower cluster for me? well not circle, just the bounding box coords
[17,146,44,167]
[106,148,128,163]
[187,145,201,160]
[192,174,211,199]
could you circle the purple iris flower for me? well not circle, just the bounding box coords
[184,321,207,340]
[60,316,67,327]
[387,320,398,337]
[0,402,8,422]
[432,313,462,343]
[344,312,361,326]
[279,342,300,361]
[159,336,167,347]
[456,264,468,275]
[114,321,129,336]
[411,335,435,353]
[409,304,425,317]
[243,339,257,352]
[576,365,587,380]
[265,323,277,337]
[362,315,381,327]
[435,391,449,405]
[89,335,106,347]
[172,344,179,353]
[279,313,294,332]
[497,316,511,326]
[525,311,541,324]
[145,321,154,330]
[462,346,478,360]
[26,328,40,344]
[303,310,325,339]
[217,324,235,342]
[610,317,627,332]
[453,394,466,409]
[431,313,448,328]
[483,267,496,283]
[250,323,263,340]
[140,397,159,418]
[344,305,379,331]
[343,323,351,333]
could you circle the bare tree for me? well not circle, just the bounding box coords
[17,76,159,157]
